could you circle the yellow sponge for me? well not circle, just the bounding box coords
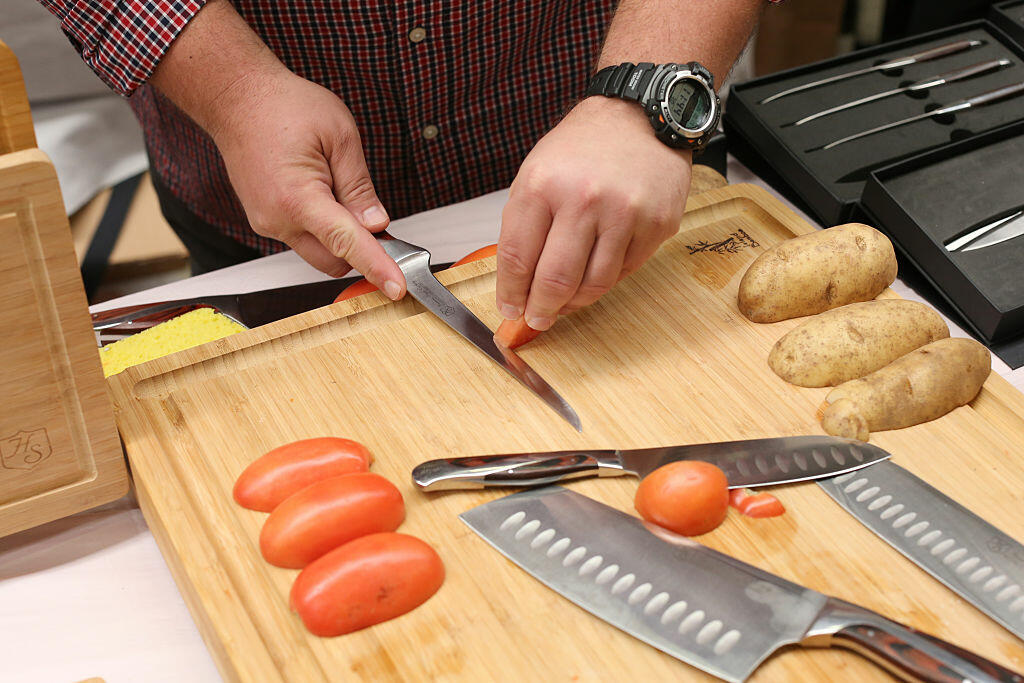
[99,307,246,377]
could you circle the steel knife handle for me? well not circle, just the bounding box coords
[888,39,982,69]
[810,598,1022,683]
[966,81,1024,107]
[411,452,623,491]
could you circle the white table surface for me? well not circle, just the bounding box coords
[3,159,1021,683]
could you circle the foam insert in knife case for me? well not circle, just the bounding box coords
[990,0,1024,49]
[724,20,1024,226]
[859,119,1024,367]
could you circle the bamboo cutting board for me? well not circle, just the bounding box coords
[108,184,1024,681]
[0,149,127,537]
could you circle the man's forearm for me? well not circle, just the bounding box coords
[149,0,291,141]
[597,0,763,87]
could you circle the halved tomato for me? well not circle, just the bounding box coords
[729,488,786,518]
[634,461,729,536]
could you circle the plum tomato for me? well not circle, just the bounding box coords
[259,472,404,568]
[634,461,729,536]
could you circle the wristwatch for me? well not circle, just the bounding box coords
[585,62,721,150]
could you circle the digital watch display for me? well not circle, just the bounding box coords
[585,61,721,150]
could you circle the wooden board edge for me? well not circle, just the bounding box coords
[0,40,37,154]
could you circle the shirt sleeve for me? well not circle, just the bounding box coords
[35,0,207,96]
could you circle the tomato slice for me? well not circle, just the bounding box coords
[729,488,786,518]
[634,461,729,536]
[333,278,380,303]
[290,532,444,637]
[233,437,373,512]
[494,316,542,349]
[452,243,498,267]
[259,472,405,568]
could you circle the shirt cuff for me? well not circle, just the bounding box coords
[61,0,207,96]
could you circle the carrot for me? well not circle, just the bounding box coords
[494,316,542,349]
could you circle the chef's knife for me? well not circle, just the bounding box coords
[946,209,1024,252]
[759,39,984,104]
[412,435,889,490]
[819,461,1024,642]
[90,262,455,344]
[786,58,1010,127]
[810,81,1024,151]
[376,233,581,432]
[461,486,1023,682]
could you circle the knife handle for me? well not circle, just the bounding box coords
[811,598,1022,682]
[411,452,624,491]
[895,39,981,68]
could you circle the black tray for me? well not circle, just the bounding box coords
[859,119,1024,368]
[990,1,1024,49]
[724,20,1024,226]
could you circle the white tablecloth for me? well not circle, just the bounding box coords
[3,160,1022,683]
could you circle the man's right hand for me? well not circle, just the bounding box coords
[149,0,405,299]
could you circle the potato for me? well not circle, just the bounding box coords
[819,337,990,441]
[738,223,897,322]
[769,300,949,387]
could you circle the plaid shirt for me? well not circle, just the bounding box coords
[42,0,778,254]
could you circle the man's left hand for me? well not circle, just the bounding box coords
[495,96,693,331]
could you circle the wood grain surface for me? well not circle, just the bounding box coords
[107,184,1024,681]
[0,40,36,155]
[0,149,127,537]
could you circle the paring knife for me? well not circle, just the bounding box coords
[811,81,1024,151]
[412,435,889,490]
[376,233,581,432]
[945,209,1024,252]
[759,38,984,104]
[786,58,1011,127]
[819,461,1024,642]
[461,486,1023,682]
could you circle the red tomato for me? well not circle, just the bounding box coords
[729,489,786,518]
[452,243,498,267]
[333,278,379,303]
[634,461,729,536]
[494,316,542,349]
[259,472,405,568]
[233,437,373,512]
[290,532,444,637]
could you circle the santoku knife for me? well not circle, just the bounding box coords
[461,486,1023,682]
[376,233,582,432]
[412,435,889,490]
[819,461,1024,642]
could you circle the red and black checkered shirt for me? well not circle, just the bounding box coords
[40,0,629,254]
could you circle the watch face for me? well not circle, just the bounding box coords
[665,78,712,132]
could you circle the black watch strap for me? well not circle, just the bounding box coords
[585,62,657,102]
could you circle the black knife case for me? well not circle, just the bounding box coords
[723,20,1024,227]
[990,1,1024,49]
[857,119,1024,368]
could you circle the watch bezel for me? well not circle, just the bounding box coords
[657,71,720,141]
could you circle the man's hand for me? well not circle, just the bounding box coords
[149,0,405,298]
[496,97,692,330]
[209,71,405,297]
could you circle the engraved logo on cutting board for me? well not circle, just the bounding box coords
[1,428,52,470]
[686,229,759,255]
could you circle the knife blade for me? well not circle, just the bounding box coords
[786,58,1010,127]
[461,486,1023,682]
[759,38,984,104]
[376,233,582,432]
[90,263,455,344]
[819,461,1024,642]
[412,435,889,491]
[810,81,1024,152]
[946,210,1024,252]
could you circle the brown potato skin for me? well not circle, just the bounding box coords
[769,300,949,387]
[738,223,897,323]
[820,337,990,441]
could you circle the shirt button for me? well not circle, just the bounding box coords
[409,27,427,43]
[421,124,439,140]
